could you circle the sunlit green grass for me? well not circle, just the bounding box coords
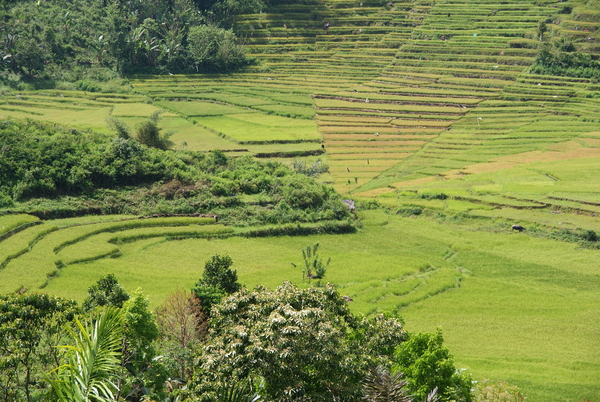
[254,104,315,118]
[0,224,57,270]
[1,1,600,399]
[157,100,252,116]
[111,103,169,117]
[196,113,320,142]
[0,217,216,293]
[18,209,596,401]
[0,106,113,132]
[158,117,241,151]
[0,214,39,235]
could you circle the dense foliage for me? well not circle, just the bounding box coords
[0,119,352,226]
[394,330,472,402]
[0,0,261,86]
[192,282,407,402]
[529,40,600,79]
[193,254,241,313]
[0,293,77,402]
[82,273,130,311]
[0,273,482,402]
[46,307,124,402]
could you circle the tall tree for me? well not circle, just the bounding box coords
[118,289,164,402]
[193,255,241,313]
[187,24,246,71]
[83,274,130,311]
[155,291,206,382]
[193,282,406,402]
[393,330,472,402]
[0,293,77,402]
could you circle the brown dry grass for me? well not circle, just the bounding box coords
[328,159,399,167]
[319,126,403,133]
[390,119,453,127]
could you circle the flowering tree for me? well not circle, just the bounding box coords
[193,282,406,402]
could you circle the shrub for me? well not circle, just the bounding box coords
[530,41,600,78]
[393,329,472,402]
[135,111,174,150]
[397,207,423,216]
[418,193,448,200]
[75,79,102,92]
[292,158,329,178]
[188,24,247,72]
[581,229,598,242]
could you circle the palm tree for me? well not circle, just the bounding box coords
[215,381,261,402]
[363,366,439,402]
[363,366,412,402]
[293,243,330,285]
[47,307,123,402]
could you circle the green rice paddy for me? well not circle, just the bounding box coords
[2,0,600,399]
[1,210,598,401]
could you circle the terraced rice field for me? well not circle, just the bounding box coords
[2,0,600,243]
[1,0,600,232]
[1,209,598,401]
[2,1,600,399]
[6,0,600,210]
[124,0,600,211]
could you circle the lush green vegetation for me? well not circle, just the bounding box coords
[530,40,600,78]
[0,118,350,226]
[1,0,600,401]
[2,274,482,402]
[1,209,597,400]
[0,0,266,86]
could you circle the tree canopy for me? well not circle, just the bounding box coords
[193,254,242,313]
[0,0,261,85]
[0,119,352,227]
[193,282,406,402]
[0,279,482,402]
[393,329,472,402]
[83,274,130,311]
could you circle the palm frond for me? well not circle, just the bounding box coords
[426,387,439,402]
[47,307,123,402]
[216,381,261,402]
[363,366,412,402]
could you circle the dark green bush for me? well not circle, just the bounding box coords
[1,120,351,226]
[397,207,423,216]
[75,80,102,92]
[530,41,600,78]
[188,24,248,72]
[418,193,448,200]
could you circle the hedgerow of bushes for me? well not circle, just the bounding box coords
[0,119,352,226]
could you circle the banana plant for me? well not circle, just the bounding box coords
[292,243,331,285]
